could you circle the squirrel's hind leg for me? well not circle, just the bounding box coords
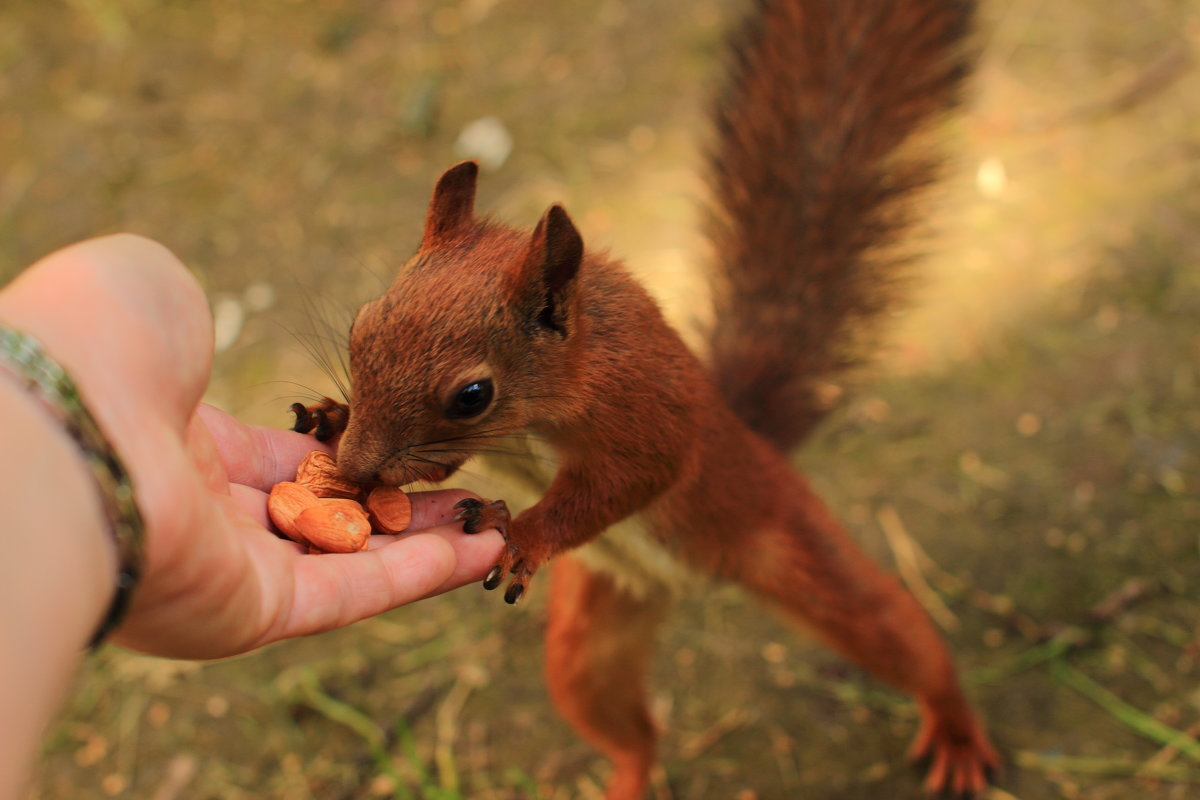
[545,554,670,800]
[686,475,999,796]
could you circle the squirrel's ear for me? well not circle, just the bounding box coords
[522,204,583,335]
[422,161,478,247]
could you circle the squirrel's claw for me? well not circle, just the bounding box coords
[483,566,527,603]
[454,497,510,536]
[486,547,531,605]
[453,498,536,604]
[454,497,535,604]
[482,563,527,603]
[482,556,527,602]
[482,564,504,589]
[290,398,350,442]
[503,581,525,605]
[454,498,528,602]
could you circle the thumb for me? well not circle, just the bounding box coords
[0,234,214,436]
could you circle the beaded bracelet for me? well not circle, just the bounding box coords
[0,325,145,649]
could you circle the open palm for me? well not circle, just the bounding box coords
[0,235,502,658]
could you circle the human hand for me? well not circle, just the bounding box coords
[0,234,503,658]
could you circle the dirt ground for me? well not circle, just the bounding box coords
[5,0,1200,797]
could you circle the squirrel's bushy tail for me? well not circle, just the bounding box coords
[706,0,975,452]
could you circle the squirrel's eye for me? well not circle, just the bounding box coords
[446,378,494,419]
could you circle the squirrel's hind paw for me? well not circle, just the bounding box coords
[290,398,349,442]
[909,709,1001,797]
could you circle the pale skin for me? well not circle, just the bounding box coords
[0,234,504,798]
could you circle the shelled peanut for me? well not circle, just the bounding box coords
[267,450,412,553]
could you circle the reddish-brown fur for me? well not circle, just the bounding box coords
[295,0,999,794]
[708,0,975,449]
[546,556,668,799]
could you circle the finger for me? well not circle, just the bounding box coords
[197,403,335,491]
[230,483,270,528]
[280,533,458,639]
[430,527,505,593]
[406,488,487,529]
[369,526,505,593]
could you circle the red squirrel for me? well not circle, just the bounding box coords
[292,0,1000,794]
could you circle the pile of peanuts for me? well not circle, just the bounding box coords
[268,451,412,553]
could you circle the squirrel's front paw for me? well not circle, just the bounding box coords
[290,398,349,442]
[454,497,510,536]
[454,499,545,605]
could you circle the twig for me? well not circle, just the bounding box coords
[1087,577,1157,622]
[998,43,1196,134]
[1063,44,1194,124]
[679,708,757,760]
[903,530,1044,641]
[876,505,959,632]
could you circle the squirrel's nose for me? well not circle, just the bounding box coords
[335,453,382,485]
[334,427,385,484]
[339,464,380,484]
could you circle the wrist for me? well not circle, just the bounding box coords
[0,321,147,647]
[0,375,116,644]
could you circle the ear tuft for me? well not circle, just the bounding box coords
[535,204,583,294]
[525,204,584,334]
[422,161,479,247]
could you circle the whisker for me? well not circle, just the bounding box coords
[438,462,501,487]
[289,281,356,401]
[420,447,557,465]
[252,379,334,400]
[413,427,532,447]
[266,392,323,406]
[407,452,450,469]
[272,317,350,403]
[343,251,393,294]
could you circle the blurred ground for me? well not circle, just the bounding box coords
[4,0,1200,797]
